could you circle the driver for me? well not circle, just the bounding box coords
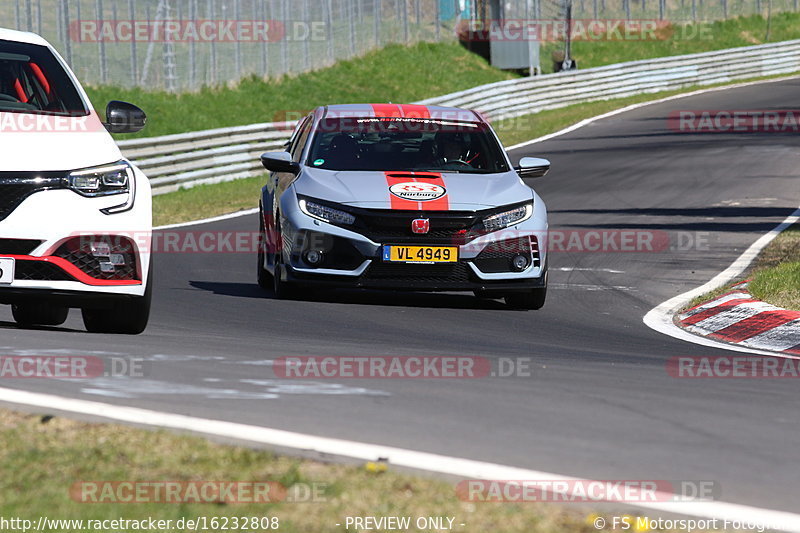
[434,134,469,169]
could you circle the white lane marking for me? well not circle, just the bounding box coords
[691,302,778,333]
[550,283,636,291]
[154,208,259,230]
[506,75,800,152]
[644,205,800,359]
[741,319,800,352]
[679,292,751,318]
[76,377,386,400]
[556,267,625,274]
[0,387,798,531]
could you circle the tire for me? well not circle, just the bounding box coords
[12,303,69,327]
[272,257,301,300]
[504,286,547,310]
[82,259,152,334]
[257,211,273,290]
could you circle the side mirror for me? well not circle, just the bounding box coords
[104,100,146,133]
[261,151,300,174]
[516,157,550,179]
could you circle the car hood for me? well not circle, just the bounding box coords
[294,168,533,211]
[0,111,123,171]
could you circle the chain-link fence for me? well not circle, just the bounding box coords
[2,0,797,91]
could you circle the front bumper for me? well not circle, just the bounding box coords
[0,166,152,301]
[278,196,548,292]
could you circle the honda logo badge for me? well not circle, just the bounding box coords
[411,218,430,234]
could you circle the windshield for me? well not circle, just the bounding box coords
[307,117,510,174]
[0,40,87,116]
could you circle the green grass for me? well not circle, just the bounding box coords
[2,408,700,533]
[84,42,516,139]
[81,13,800,141]
[540,12,800,73]
[749,224,800,310]
[153,177,264,227]
[684,224,800,311]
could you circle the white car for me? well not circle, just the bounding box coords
[0,28,152,334]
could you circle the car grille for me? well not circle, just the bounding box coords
[14,260,74,281]
[0,174,66,222]
[351,209,483,245]
[363,261,472,284]
[0,239,43,255]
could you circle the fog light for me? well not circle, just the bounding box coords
[109,253,126,266]
[90,242,111,257]
[304,250,324,266]
[511,254,530,272]
[99,262,116,273]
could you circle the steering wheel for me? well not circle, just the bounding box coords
[443,159,472,168]
[0,93,21,102]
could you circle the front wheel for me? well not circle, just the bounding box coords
[257,212,273,290]
[12,303,69,327]
[504,286,547,310]
[82,260,152,334]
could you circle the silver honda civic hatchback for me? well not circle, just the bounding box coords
[257,104,550,309]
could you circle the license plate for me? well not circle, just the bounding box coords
[382,245,458,264]
[0,258,15,285]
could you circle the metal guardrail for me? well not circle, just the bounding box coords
[118,40,800,195]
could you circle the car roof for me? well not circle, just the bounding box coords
[0,27,52,48]
[318,104,486,124]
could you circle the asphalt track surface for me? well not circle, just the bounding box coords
[2,79,800,515]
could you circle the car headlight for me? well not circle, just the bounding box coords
[68,161,136,214]
[299,198,355,226]
[483,202,533,232]
[68,161,132,197]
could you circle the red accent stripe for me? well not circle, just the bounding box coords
[371,104,402,118]
[680,298,758,326]
[6,255,141,286]
[29,63,50,94]
[710,311,800,343]
[399,104,431,119]
[13,79,27,103]
[413,172,449,211]
[384,173,419,210]
[786,345,800,355]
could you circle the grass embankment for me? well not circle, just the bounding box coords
[84,12,800,141]
[84,42,516,139]
[1,409,691,533]
[685,224,800,311]
[541,12,800,73]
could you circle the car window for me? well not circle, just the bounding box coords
[290,116,313,162]
[306,117,510,174]
[0,40,87,115]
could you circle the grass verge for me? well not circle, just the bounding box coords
[84,13,800,140]
[684,223,800,311]
[153,72,799,227]
[85,42,516,139]
[0,408,693,533]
